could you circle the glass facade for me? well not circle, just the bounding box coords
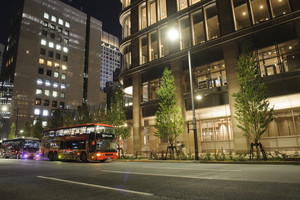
[256,39,300,77]
[201,118,233,141]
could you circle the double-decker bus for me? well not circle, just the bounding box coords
[1,137,40,159]
[41,123,118,162]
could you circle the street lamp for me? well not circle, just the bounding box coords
[167,28,199,160]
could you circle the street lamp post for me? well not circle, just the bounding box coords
[15,107,19,137]
[168,28,199,160]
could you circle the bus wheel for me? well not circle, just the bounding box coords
[53,152,58,161]
[80,152,88,162]
[48,152,54,161]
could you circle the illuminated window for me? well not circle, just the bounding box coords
[44,89,50,96]
[51,15,57,22]
[36,89,42,95]
[41,39,46,46]
[159,0,167,20]
[159,26,169,57]
[58,18,64,25]
[34,108,41,115]
[43,21,48,27]
[37,79,43,85]
[54,63,59,68]
[191,0,201,4]
[53,82,58,88]
[192,10,205,45]
[140,35,148,65]
[205,3,220,40]
[123,44,131,70]
[61,65,67,70]
[35,98,41,105]
[54,72,59,78]
[149,31,158,61]
[61,83,66,89]
[179,16,191,50]
[56,44,61,50]
[42,110,49,116]
[250,0,270,24]
[49,42,54,48]
[232,0,251,30]
[139,2,147,30]
[45,80,51,87]
[63,47,68,53]
[270,0,291,17]
[123,13,131,38]
[63,38,69,44]
[52,91,58,97]
[149,0,157,25]
[60,92,65,98]
[177,0,188,11]
[44,12,49,19]
[64,30,69,36]
[39,58,45,64]
[61,73,66,79]
[65,21,70,28]
[47,61,52,66]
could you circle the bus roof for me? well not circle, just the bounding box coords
[2,137,40,142]
[43,123,113,132]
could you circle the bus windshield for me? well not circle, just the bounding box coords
[23,140,40,151]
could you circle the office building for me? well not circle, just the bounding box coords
[119,0,300,154]
[0,0,120,137]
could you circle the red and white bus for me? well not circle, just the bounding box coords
[41,123,118,162]
[1,137,40,159]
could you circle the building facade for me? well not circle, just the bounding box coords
[0,0,120,138]
[119,0,300,154]
[100,31,121,89]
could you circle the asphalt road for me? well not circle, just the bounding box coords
[0,158,300,200]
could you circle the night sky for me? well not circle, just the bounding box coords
[0,0,122,45]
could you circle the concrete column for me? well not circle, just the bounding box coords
[132,73,143,153]
[223,41,249,153]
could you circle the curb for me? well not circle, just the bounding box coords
[113,159,300,165]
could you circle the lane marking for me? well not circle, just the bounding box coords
[142,166,241,172]
[36,176,153,196]
[102,170,216,180]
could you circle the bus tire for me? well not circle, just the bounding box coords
[53,151,58,161]
[80,152,88,162]
[48,152,54,161]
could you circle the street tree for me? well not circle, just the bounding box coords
[76,104,91,124]
[91,107,108,124]
[47,109,64,129]
[23,121,32,137]
[155,68,184,159]
[233,46,274,160]
[8,122,16,139]
[107,85,130,156]
[32,117,44,139]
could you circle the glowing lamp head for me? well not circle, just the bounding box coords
[167,28,179,41]
[196,95,203,100]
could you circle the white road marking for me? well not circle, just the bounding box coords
[142,166,242,172]
[102,170,216,180]
[36,176,153,196]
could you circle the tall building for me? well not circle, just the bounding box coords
[119,0,300,154]
[0,0,120,138]
[100,31,121,89]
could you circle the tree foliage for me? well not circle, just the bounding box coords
[155,68,184,146]
[32,117,43,139]
[76,104,91,124]
[233,47,274,144]
[91,107,108,124]
[23,121,32,137]
[107,85,130,148]
[8,122,16,139]
[47,109,64,129]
